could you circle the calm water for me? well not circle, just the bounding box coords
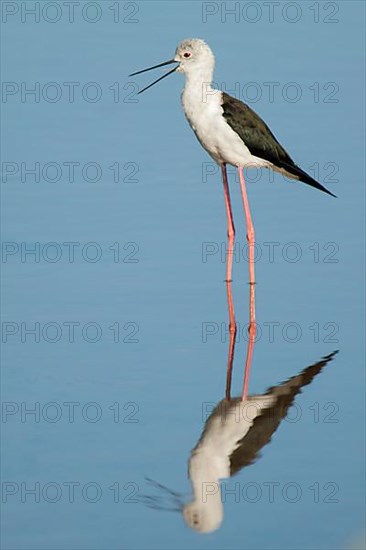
[1,1,365,549]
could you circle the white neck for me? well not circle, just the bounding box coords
[183,61,215,97]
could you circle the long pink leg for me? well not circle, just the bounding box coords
[238,166,256,290]
[225,279,237,401]
[220,164,237,399]
[221,163,236,283]
[238,166,257,400]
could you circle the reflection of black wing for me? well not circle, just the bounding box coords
[229,352,337,476]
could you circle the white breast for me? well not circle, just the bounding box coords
[182,86,269,168]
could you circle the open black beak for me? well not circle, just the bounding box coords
[129,59,178,94]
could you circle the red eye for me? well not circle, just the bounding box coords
[183,52,191,58]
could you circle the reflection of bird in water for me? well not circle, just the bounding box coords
[140,352,337,534]
[184,352,337,533]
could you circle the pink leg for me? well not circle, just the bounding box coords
[221,164,237,399]
[238,167,256,290]
[221,163,236,283]
[238,167,256,400]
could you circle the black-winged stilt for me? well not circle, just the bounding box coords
[130,38,336,331]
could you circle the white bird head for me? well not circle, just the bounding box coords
[129,38,215,94]
[174,39,215,74]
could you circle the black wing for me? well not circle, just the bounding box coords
[221,92,336,197]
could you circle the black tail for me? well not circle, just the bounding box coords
[280,160,337,197]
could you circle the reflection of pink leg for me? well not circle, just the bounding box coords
[225,279,237,400]
[238,167,256,400]
[242,284,256,400]
[221,164,235,283]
